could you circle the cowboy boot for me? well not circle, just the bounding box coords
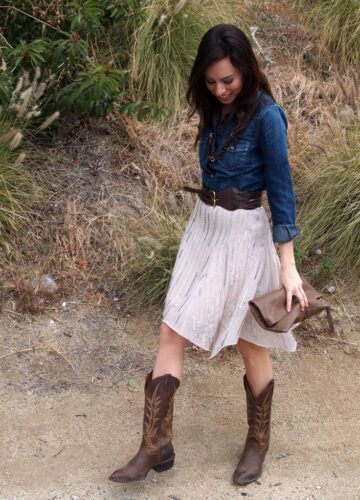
[233,375,274,485]
[109,370,180,483]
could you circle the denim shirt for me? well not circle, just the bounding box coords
[198,92,300,243]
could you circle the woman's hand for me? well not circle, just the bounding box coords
[280,264,309,313]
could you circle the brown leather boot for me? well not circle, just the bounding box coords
[109,371,180,483]
[233,375,274,485]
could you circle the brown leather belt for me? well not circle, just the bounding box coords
[182,185,262,211]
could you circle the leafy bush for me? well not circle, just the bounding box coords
[1,1,235,120]
[1,1,124,117]
[57,63,125,117]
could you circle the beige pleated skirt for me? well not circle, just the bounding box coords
[162,198,298,358]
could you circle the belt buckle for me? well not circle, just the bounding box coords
[209,190,217,208]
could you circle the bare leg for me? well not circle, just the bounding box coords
[152,322,188,380]
[237,338,273,397]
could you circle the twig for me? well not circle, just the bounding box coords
[40,307,63,311]
[0,347,34,359]
[0,31,12,48]
[0,4,68,36]
[250,26,273,66]
[49,345,75,370]
[64,301,108,307]
[47,314,72,328]
[109,363,122,372]
[3,308,24,318]
[315,335,359,347]
[53,447,64,458]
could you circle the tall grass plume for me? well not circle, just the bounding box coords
[129,0,234,119]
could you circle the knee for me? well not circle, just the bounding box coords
[237,339,267,364]
[159,322,188,349]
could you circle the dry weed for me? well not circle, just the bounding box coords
[109,110,201,192]
[266,66,359,178]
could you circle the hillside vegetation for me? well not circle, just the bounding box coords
[0,0,359,311]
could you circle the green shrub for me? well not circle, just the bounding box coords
[1,2,114,117]
[57,63,124,117]
[1,1,235,120]
[7,39,50,70]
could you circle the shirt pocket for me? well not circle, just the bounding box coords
[198,134,211,168]
[218,139,251,171]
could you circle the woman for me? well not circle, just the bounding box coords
[109,24,308,486]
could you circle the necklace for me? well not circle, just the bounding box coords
[207,128,237,163]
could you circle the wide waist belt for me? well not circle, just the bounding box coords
[182,185,262,211]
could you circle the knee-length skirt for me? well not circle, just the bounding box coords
[162,198,298,358]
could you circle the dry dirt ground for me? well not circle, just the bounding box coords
[0,295,360,500]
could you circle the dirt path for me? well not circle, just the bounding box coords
[0,304,359,500]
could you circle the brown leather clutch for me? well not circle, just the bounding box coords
[248,281,334,333]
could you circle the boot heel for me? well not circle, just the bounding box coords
[153,455,175,473]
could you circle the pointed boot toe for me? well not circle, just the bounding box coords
[233,461,262,485]
[108,463,147,483]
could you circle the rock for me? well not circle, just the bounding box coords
[39,274,58,294]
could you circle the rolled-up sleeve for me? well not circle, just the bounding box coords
[258,105,300,243]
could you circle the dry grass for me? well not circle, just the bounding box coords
[2,1,359,313]
[266,65,358,171]
[0,112,202,309]
[3,64,359,311]
[296,0,360,71]
[110,111,200,191]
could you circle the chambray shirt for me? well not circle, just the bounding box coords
[199,92,300,243]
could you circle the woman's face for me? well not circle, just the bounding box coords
[204,57,243,106]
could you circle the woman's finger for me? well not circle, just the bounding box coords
[295,288,306,311]
[301,288,309,308]
[299,295,306,311]
[297,286,308,309]
[286,291,293,313]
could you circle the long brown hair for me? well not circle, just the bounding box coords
[186,24,274,143]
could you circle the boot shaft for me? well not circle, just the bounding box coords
[243,376,274,447]
[142,372,180,453]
